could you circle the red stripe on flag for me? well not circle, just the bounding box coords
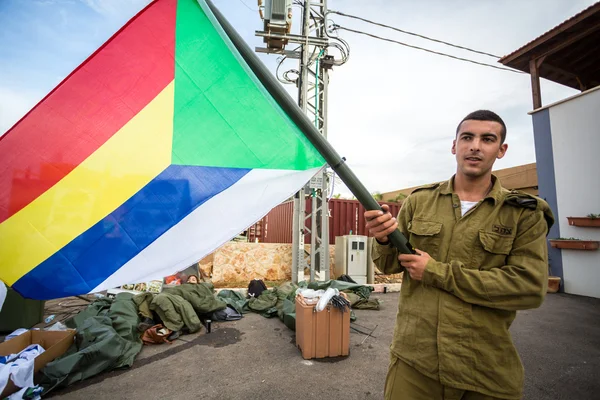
[0,0,177,223]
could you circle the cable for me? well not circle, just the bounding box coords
[328,10,500,59]
[325,18,350,65]
[334,26,523,74]
[236,0,258,12]
[328,170,336,200]
[314,49,324,127]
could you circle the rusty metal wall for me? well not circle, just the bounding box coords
[261,200,294,243]
[250,199,401,244]
[326,199,401,243]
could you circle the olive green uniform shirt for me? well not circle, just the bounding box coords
[372,176,554,399]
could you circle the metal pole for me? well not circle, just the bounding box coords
[321,66,330,280]
[310,189,317,282]
[292,0,313,283]
[291,192,300,283]
[206,0,414,255]
[299,0,311,113]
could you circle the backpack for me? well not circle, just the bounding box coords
[141,324,172,345]
[211,305,243,321]
[247,279,267,298]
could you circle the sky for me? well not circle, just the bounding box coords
[0,0,596,198]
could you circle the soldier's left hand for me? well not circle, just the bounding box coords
[398,249,431,281]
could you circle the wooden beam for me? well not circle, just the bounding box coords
[541,62,587,91]
[499,3,600,65]
[537,22,600,61]
[530,58,542,109]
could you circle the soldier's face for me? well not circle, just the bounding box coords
[452,120,508,179]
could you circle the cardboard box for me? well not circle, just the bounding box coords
[0,329,76,398]
[295,294,350,359]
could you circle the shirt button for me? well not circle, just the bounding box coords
[453,204,460,208]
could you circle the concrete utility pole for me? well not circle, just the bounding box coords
[256,0,336,283]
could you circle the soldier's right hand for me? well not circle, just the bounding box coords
[364,204,398,243]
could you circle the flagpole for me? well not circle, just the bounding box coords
[203,0,414,255]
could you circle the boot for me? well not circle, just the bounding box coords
[167,330,181,341]
[137,317,155,332]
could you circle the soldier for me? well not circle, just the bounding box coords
[365,110,554,400]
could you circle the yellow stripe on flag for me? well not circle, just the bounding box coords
[0,81,175,285]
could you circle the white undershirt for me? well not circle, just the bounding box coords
[460,200,478,216]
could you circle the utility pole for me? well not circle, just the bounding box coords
[256,0,336,283]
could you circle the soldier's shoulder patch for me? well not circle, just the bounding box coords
[411,182,441,194]
[504,190,539,210]
[504,191,555,232]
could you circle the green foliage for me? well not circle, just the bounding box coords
[394,193,407,202]
[587,213,599,219]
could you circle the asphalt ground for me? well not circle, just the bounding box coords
[41,291,600,400]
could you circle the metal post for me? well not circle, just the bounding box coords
[298,0,311,113]
[252,0,341,283]
[291,192,300,282]
[320,66,330,280]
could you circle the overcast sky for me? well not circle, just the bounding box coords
[0,0,595,198]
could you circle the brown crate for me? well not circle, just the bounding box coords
[295,295,350,359]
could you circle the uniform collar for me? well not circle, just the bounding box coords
[439,174,503,205]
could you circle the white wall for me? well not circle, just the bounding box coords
[549,87,600,297]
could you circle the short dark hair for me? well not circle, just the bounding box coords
[456,110,506,143]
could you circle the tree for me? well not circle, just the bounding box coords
[394,193,407,202]
[372,192,383,201]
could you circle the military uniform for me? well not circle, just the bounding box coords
[372,176,554,400]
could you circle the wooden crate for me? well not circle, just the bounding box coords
[295,294,350,359]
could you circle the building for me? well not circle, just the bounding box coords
[381,163,538,201]
[500,2,600,298]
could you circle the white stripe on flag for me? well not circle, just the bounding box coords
[92,167,322,292]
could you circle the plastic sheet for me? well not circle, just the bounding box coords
[316,288,339,312]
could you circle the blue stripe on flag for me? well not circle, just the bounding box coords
[13,165,250,300]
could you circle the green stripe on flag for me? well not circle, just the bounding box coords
[172,0,325,170]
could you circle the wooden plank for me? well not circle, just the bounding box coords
[500,3,600,65]
[537,22,600,60]
[530,58,542,109]
[541,63,587,90]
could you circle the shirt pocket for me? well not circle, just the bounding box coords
[476,230,515,269]
[408,219,443,258]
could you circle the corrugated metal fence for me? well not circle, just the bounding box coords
[248,199,401,244]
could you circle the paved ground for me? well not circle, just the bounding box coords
[42,292,599,400]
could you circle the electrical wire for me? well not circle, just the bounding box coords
[314,49,324,127]
[298,3,351,66]
[235,0,258,12]
[328,10,500,59]
[328,170,336,200]
[325,18,350,65]
[333,25,523,74]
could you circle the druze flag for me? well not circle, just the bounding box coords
[0,0,325,300]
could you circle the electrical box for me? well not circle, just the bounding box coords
[263,0,292,33]
[334,235,373,285]
[261,0,292,50]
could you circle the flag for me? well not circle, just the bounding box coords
[0,0,325,300]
